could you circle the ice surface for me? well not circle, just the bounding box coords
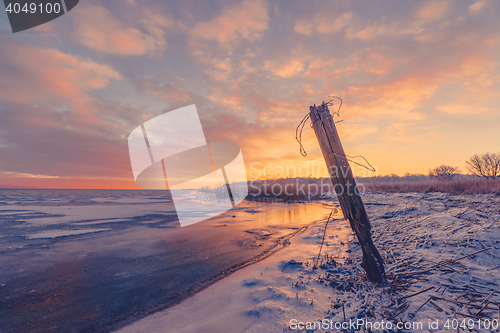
[26,228,111,239]
[0,189,238,227]
[0,189,335,333]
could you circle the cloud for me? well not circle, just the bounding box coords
[0,42,122,105]
[250,96,309,124]
[304,49,394,79]
[0,102,131,179]
[216,95,244,109]
[468,1,487,14]
[293,19,314,36]
[341,2,452,41]
[341,51,500,120]
[379,122,423,143]
[354,50,394,75]
[435,55,500,114]
[1,172,60,179]
[417,0,452,21]
[457,54,498,86]
[72,4,171,56]
[0,172,133,189]
[265,59,304,78]
[342,73,441,119]
[208,82,248,112]
[347,18,422,40]
[190,0,269,48]
[138,77,190,102]
[435,103,496,115]
[305,59,357,79]
[337,124,379,143]
[204,58,233,81]
[294,12,353,36]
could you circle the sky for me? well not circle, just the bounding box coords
[0,0,499,189]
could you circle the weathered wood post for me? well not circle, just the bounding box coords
[309,102,386,283]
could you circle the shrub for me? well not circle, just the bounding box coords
[428,165,461,181]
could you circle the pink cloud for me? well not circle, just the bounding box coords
[294,12,353,36]
[204,58,233,81]
[191,0,269,47]
[468,1,487,14]
[354,50,394,75]
[340,51,500,120]
[435,55,500,114]
[418,0,452,21]
[304,50,394,79]
[342,73,442,119]
[72,4,170,56]
[265,59,304,78]
[348,19,422,40]
[307,66,358,79]
[250,96,310,124]
[209,82,248,111]
[217,95,244,109]
[293,19,314,36]
[0,42,122,105]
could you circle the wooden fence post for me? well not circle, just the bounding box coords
[309,102,387,283]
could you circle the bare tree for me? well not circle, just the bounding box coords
[484,153,500,178]
[465,153,500,179]
[429,165,461,181]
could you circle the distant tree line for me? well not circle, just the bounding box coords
[426,152,499,181]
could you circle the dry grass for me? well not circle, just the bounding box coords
[244,177,500,201]
[360,177,500,195]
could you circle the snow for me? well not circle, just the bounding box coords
[117,192,500,333]
[26,228,111,239]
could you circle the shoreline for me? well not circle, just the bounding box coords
[111,223,316,332]
[109,202,340,332]
[117,192,500,333]
[117,207,351,333]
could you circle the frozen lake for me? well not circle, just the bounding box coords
[0,189,334,332]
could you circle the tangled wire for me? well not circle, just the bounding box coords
[295,96,376,172]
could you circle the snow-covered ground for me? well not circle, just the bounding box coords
[118,192,500,333]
